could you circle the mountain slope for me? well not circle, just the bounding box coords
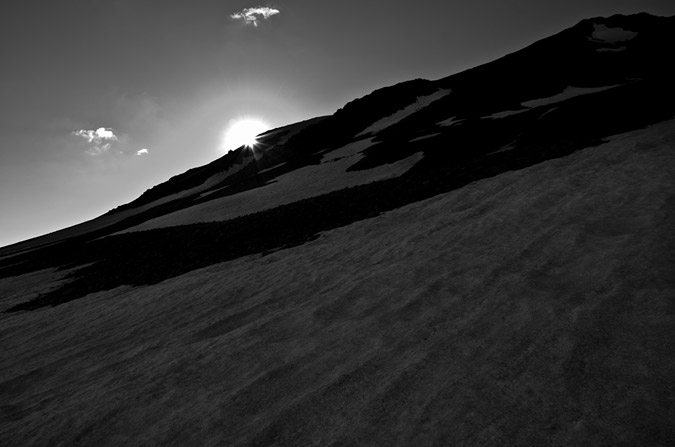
[0,13,674,446]
[1,117,674,446]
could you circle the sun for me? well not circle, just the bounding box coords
[222,118,270,152]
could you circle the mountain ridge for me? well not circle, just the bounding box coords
[1,13,673,256]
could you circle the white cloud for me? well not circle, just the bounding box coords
[72,127,119,155]
[73,127,118,143]
[231,6,280,27]
[136,148,149,155]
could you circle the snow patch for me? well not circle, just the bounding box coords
[538,107,558,119]
[486,109,528,119]
[410,133,440,143]
[198,185,229,199]
[521,85,621,108]
[485,84,622,120]
[357,89,452,137]
[436,116,464,127]
[597,46,627,53]
[322,138,374,163]
[486,143,516,155]
[588,24,638,44]
[257,161,287,174]
[156,155,256,202]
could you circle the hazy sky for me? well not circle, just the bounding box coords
[1,0,673,247]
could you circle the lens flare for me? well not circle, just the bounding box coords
[222,118,269,152]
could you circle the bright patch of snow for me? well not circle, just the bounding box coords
[198,185,229,199]
[357,89,452,137]
[521,85,622,108]
[486,109,528,119]
[184,156,255,195]
[257,161,287,174]
[588,24,638,43]
[538,107,558,119]
[436,116,464,127]
[486,84,623,120]
[486,143,516,155]
[597,46,627,53]
[321,138,374,162]
[138,155,256,203]
[409,133,440,143]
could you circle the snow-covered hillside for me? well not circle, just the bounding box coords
[1,118,674,445]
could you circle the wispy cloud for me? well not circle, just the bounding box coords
[136,148,149,155]
[230,6,280,27]
[72,127,119,155]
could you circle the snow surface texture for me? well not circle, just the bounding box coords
[486,84,623,119]
[409,133,441,143]
[436,116,464,127]
[596,46,627,53]
[118,138,423,233]
[588,24,638,43]
[588,24,637,53]
[2,119,674,445]
[356,89,452,136]
[521,85,622,107]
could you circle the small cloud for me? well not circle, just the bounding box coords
[136,148,149,155]
[231,6,279,27]
[72,127,119,155]
[73,127,118,143]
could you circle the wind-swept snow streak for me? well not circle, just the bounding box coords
[357,89,451,136]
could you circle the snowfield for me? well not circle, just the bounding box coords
[520,85,623,108]
[588,24,638,43]
[485,84,624,119]
[356,89,452,137]
[1,118,673,446]
[436,116,464,127]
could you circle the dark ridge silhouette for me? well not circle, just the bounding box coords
[106,116,331,214]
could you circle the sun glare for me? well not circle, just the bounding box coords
[223,118,270,152]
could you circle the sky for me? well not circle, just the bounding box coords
[1,0,673,248]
